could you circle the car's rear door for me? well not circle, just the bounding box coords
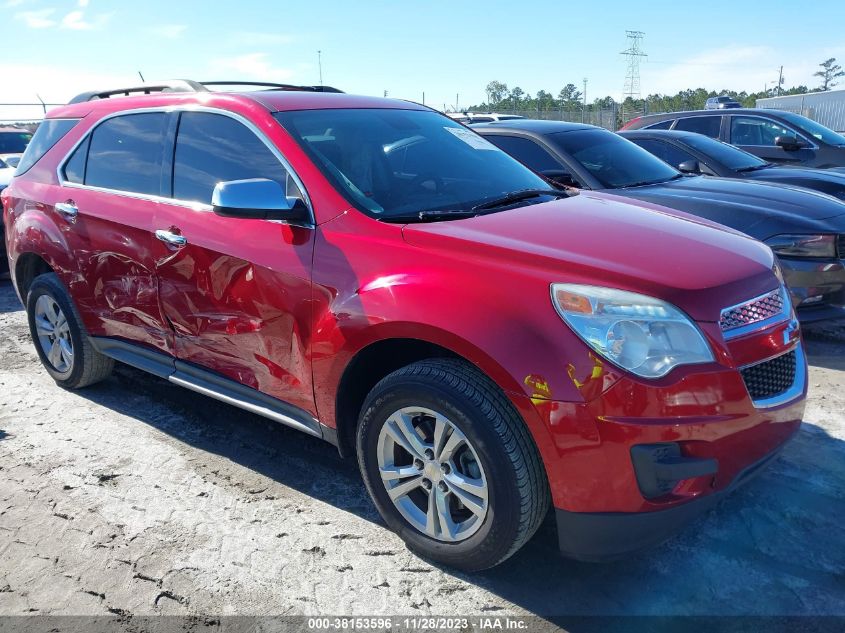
[152,109,317,415]
[57,111,173,353]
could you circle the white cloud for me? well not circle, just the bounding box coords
[209,53,295,81]
[61,9,111,30]
[15,8,57,29]
[148,23,186,39]
[4,0,28,8]
[78,0,89,6]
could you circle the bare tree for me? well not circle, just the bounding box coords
[814,58,845,91]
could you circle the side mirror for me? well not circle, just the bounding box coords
[677,159,701,174]
[212,178,310,223]
[774,135,808,151]
[541,169,579,187]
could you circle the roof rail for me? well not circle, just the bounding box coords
[68,80,208,104]
[199,81,344,93]
[68,79,345,104]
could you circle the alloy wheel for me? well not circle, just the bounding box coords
[376,406,489,542]
[34,295,74,374]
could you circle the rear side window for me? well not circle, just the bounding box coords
[673,116,721,138]
[85,113,167,195]
[15,120,75,175]
[484,135,561,173]
[172,112,296,204]
[644,119,673,130]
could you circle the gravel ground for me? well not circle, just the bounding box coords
[0,277,844,619]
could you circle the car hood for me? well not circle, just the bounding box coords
[745,165,845,194]
[401,191,777,323]
[614,175,845,233]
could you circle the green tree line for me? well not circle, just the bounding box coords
[466,58,843,114]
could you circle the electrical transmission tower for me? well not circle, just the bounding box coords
[621,31,646,121]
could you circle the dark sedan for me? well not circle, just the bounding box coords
[620,108,845,168]
[620,129,845,201]
[474,119,845,322]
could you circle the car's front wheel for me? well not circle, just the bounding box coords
[357,359,549,571]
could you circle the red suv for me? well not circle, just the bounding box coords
[1,81,806,570]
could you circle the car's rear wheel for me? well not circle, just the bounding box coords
[357,358,549,571]
[26,273,113,389]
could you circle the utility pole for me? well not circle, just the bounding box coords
[456,93,459,111]
[384,90,388,98]
[422,91,425,105]
[582,77,588,123]
[776,65,784,96]
[317,50,323,85]
[621,30,646,122]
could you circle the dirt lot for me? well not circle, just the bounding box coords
[0,277,844,620]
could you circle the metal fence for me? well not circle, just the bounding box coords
[756,89,845,133]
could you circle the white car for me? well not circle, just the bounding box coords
[446,112,525,124]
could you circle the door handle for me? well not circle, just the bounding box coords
[155,229,188,247]
[55,202,78,223]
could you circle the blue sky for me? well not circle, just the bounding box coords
[2,0,844,120]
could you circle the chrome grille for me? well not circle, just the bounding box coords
[719,289,785,333]
[740,351,797,402]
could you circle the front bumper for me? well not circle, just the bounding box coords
[554,429,796,561]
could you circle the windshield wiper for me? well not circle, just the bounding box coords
[736,163,773,172]
[471,189,572,211]
[380,209,480,223]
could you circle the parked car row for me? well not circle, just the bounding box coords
[0,81,821,571]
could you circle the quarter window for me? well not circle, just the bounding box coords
[644,119,673,130]
[85,113,167,195]
[730,116,804,147]
[673,116,721,138]
[172,112,299,205]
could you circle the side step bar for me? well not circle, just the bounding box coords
[90,337,324,440]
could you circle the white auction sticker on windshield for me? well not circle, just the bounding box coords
[445,126,499,150]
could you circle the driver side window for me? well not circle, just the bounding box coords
[730,116,804,147]
[172,112,303,204]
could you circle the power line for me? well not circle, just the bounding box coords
[621,30,647,102]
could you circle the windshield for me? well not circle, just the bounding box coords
[776,111,845,145]
[0,131,33,153]
[274,109,549,218]
[552,128,680,188]
[682,134,766,171]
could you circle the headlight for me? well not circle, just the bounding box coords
[551,284,714,378]
[766,234,837,258]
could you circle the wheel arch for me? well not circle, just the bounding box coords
[329,323,550,461]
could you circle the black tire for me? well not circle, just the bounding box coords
[26,272,113,389]
[356,358,550,571]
